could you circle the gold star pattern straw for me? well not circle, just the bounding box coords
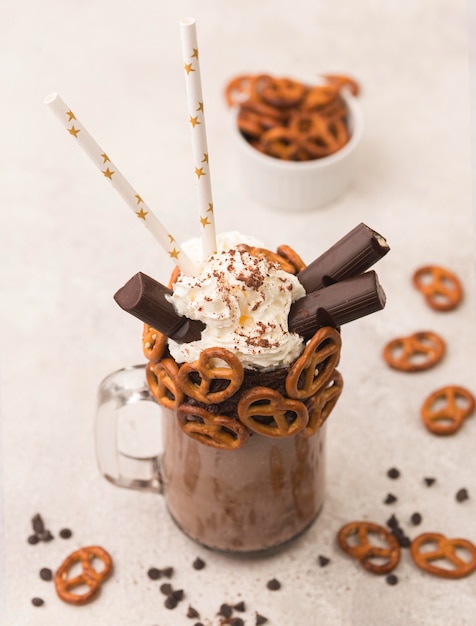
[180,17,217,260]
[44,92,197,275]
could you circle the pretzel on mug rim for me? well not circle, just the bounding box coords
[177,347,244,404]
[146,358,184,409]
[421,385,475,435]
[54,545,113,605]
[142,324,168,363]
[410,533,476,579]
[286,327,341,400]
[237,387,308,438]
[177,404,249,450]
[382,331,445,372]
[412,265,463,311]
[236,243,297,274]
[337,521,401,575]
[276,244,307,273]
[301,370,343,437]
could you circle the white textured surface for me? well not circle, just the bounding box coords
[1,1,476,625]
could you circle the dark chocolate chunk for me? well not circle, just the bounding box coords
[256,615,269,625]
[387,467,400,479]
[266,578,281,590]
[424,477,436,486]
[114,272,204,343]
[410,512,422,525]
[39,568,53,582]
[59,528,72,539]
[288,271,386,339]
[192,557,206,570]
[31,597,45,607]
[297,223,389,292]
[27,534,40,545]
[147,567,162,580]
[218,603,233,617]
[384,493,397,504]
[386,574,398,586]
[456,488,469,502]
[187,606,200,618]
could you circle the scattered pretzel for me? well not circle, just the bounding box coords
[54,546,113,605]
[337,521,401,575]
[236,243,296,274]
[142,324,168,363]
[177,347,244,404]
[413,265,463,311]
[421,385,475,435]
[276,244,307,272]
[410,533,476,579]
[382,331,445,372]
[177,404,249,450]
[146,358,184,409]
[286,327,341,400]
[302,370,343,437]
[237,387,308,438]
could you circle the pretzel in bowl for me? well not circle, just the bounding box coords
[54,546,113,605]
[237,387,308,438]
[301,370,343,437]
[382,331,445,372]
[146,358,184,409]
[337,521,401,575]
[410,533,476,579]
[412,265,463,311]
[177,404,249,450]
[177,347,244,404]
[420,385,475,435]
[322,74,360,97]
[286,327,341,400]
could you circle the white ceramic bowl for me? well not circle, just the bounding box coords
[231,89,364,211]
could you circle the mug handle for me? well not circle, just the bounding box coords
[95,364,163,493]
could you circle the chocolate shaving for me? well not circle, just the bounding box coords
[297,223,389,292]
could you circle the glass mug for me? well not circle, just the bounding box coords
[95,364,326,554]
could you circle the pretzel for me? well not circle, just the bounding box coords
[301,83,341,109]
[322,74,360,97]
[410,533,476,579]
[225,74,256,107]
[54,546,113,605]
[236,243,296,274]
[146,358,184,409]
[142,324,168,363]
[421,385,475,435]
[412,265,463,311]
[276,244,307,273]
[177,347,244,404]
[258,76,307,108]
[177,404,249,449]
[237,387,308,438]
[337,521,401,575]
[237,107,282,139]
[286,327,341,400]
[301,370,343,437]
[382,331,445,372]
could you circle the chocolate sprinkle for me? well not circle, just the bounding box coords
[266,578,281,590]
[456,488,469,502]
[32,514,45,534]
[31,597,45,607]
[386,574,398,586]
[387,467,400,479]
[384,493,397,504]
[39,568,53,582]
[192,557,206,570]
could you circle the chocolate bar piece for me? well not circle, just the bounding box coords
[297,223,389,292]
[114,272,204,343]
[288,271,386,339]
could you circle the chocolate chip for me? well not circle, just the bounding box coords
[27,534,40,545]
[171,589,184,602]
[37,530,54,542]
[256,614,269,625]
[160,583,173,596]
[148,567,162,580]
[318,555,330,567]
[384,493,397,504]
[192,557,206,570]
[386,514,399,529]
[59,528,72,539]
[229,619,244,626]
[387,467,400,479]
[39,568,53,582]
[266,578,281,590]
[424,477,436,486]
[31,597,45,607]
[218,603,233,617]
[386,574,398,585]
[234,601,246,612]
[187,606,200,618]
[32,514,45,534]
[162,566,174,578]
[410,512,422,525]
[164,595,178,609]
[193,623,205,626]
[456,488,469,502]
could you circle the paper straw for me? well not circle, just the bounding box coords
[180,17,217,260]
[44,92,197,276]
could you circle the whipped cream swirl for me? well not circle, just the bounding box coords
[166,232,305,370]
